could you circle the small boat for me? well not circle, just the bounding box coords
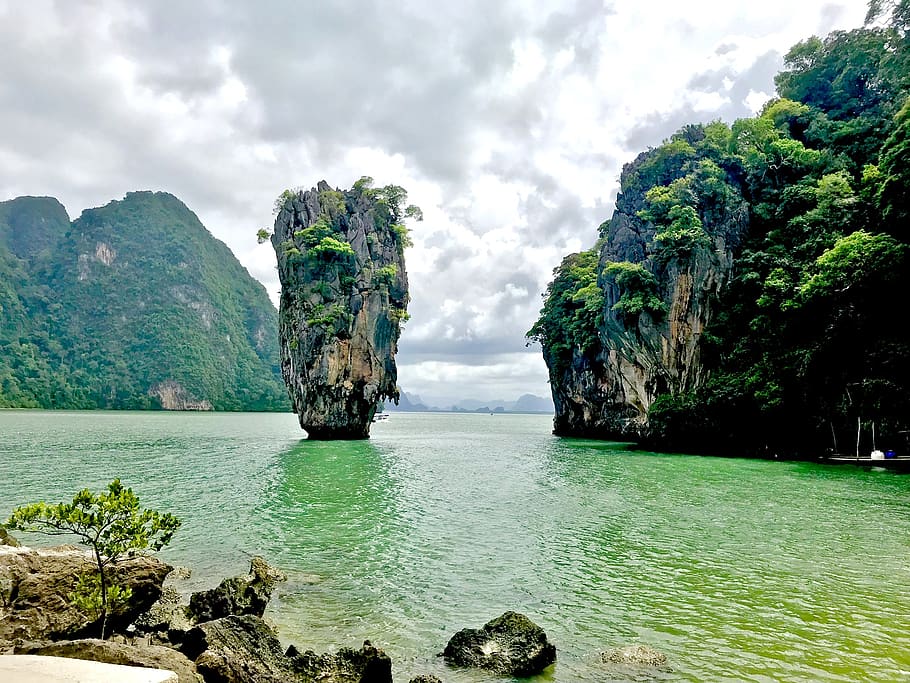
[825,454,910,471]
[374,413,389,421]
[824,419,910,470]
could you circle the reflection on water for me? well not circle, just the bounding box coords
[262,438,413,645]
[2,410,910,682]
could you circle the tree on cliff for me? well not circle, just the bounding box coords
[877,97,910,238]
[531,0,910,455]
[3,479,180,639]
[526,248,604,376]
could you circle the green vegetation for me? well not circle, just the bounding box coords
[306,302,351,329]
[682,5,910,455]
[877,97,910,237]
[653,205,711,260]
[276,180,415,342]
[390,307,411,324]
[391,224,413,249]
[532,1,910,455]
[527,249,602,375]
[317,189,345,217]
[308,236,356,260]
[603,261,665,322]
[4,480,180,639]
[375,264,398,284]
[349,175,423,229]
[273,188,298,215]
[0,192,289,411]
[294,217,334,248]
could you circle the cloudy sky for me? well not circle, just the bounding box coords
[1,0,869,406]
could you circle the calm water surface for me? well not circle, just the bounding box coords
[1,410,909,682]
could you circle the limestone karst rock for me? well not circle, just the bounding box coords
[536,128,748,441]
[271,179,413,439]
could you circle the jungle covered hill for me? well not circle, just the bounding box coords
[529,1,910,458]
[0,191,288,411]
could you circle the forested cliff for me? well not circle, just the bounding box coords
[0,192,288,411]
[530,3,910,457]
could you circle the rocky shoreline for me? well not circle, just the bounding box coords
[1,534,668,681]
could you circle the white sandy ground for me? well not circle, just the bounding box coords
[0,655,177,682]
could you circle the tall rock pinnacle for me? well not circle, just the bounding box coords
[270,178,415,439]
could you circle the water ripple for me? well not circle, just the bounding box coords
[2,410,910,682]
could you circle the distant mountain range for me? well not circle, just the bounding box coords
[386,391,553,414]
[0,192,289,410]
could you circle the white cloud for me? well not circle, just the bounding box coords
[744,89,774,113]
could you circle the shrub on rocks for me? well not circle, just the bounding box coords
[0,545,171,644]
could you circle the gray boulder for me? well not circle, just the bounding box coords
[287,639,392,683]
[132,585,195,646]
[0,544,171,643]
[187,556,286,624]
[182,615,392,683]
[0,528,19,547]
[182,615,295,683]
[443,611,556,676]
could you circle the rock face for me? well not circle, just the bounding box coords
[442,611,556,676]
[183,616,392,683]
[182,615,295,683]
[544,129,749,440]
[133,557,285,647]
[287,639,393,683]
[0,545,171,643]
[187,557,286,624]
[0,528,19,547]
[271,180,412,439]
[148,381,214,411]
[132,585,195,646]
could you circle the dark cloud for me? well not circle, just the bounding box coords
[103,2,524,186]
[536,0,616,67]
[430,243,475,271]
[818,3,851,33]
[476,154,612,247]
[623,50,783,153]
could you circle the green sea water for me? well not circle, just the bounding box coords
[2,410,910,682]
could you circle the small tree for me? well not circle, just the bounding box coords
[3,479,180,639]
